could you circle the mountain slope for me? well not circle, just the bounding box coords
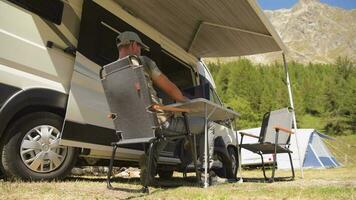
[206,0,356,64]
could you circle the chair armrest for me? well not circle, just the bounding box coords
[239,132,259,139]
[273,126,293,135]
[151,104,190,113]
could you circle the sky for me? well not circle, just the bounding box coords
[257,0,356,10]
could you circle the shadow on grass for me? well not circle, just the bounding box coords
[64,175,201,188]
[66,175,295,187]
[1,173,293,186]
[64,175,202,199]
[240,167,295,183]
[241,176,295,183]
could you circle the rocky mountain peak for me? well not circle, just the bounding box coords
[299,0,320,4]
[246,1,356,64]
[293,0,323,11]
[206,1,355,64]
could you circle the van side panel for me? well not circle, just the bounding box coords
[0,0,80,137]
[0,1,76,93]
[60,52,116,147]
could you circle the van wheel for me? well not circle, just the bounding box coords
[1,112,78,181]
[228,147,238,179]
[158,170,174,180]
[213,147,238,179]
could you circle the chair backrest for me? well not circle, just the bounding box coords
[101,56,158,144]
[259,107,293,145]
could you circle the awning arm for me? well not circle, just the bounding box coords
[202,22,274,38]
[188,21,275,53]
[188,21,204,53]
[282,53,304,178]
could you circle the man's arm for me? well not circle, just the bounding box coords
[152,74,189,103]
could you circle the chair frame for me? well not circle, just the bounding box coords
[106,104,201,193]
[239,111,295,182]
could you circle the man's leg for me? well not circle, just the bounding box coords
[166,116,218,183]
[198,122,230,185]
[139,139,168,186]
[139,116,205,186]
[165,116,205,134]
[165,117,227,185]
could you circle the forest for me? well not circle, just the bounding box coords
[207,57,355,135]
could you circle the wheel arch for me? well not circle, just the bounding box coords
[0,88,68,140]
[213,136,231,162]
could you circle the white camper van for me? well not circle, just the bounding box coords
[0,0,239,180]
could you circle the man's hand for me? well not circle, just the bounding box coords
[152,74,189,103]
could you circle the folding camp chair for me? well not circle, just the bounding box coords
[239,108,295,182]
[100,55,200,193]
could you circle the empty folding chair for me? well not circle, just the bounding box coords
[239,108,295,182]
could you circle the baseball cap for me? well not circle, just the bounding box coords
[116,31,149,51]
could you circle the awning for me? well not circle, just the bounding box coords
[114,0,286,58]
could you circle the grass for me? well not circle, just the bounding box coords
[1,135,355,200]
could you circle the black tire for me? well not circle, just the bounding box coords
[213,147,238,179]
[227,147,238,179]
[212,152,228,178]
[0,168,4,179]
[157,170,174,180]
[1,112,78,181]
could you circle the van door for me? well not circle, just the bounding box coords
[60,0,161,152]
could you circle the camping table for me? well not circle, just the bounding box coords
[169,98,241,188]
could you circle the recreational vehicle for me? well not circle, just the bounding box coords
[0,0,242,180]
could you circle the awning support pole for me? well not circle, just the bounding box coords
[282,53,304,178]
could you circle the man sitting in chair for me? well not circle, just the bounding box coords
[116,31,226,185]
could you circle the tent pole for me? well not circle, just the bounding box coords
[282,53,304,178]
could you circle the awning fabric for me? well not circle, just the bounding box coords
[114,0,286,57]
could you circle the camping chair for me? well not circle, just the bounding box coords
[100,55,200,193]
[239,108,295,182]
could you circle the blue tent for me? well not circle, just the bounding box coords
[303,130,341,168]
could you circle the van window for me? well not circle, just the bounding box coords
[76,1,162,67]
[199,75,222,106]
[160,50,194,89]
[8,0,64,25]
[209,87,222,106]
[96,22,119,65]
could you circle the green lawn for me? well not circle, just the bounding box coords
[1,135,355,200]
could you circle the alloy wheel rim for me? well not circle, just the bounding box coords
[20,125,67,173]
